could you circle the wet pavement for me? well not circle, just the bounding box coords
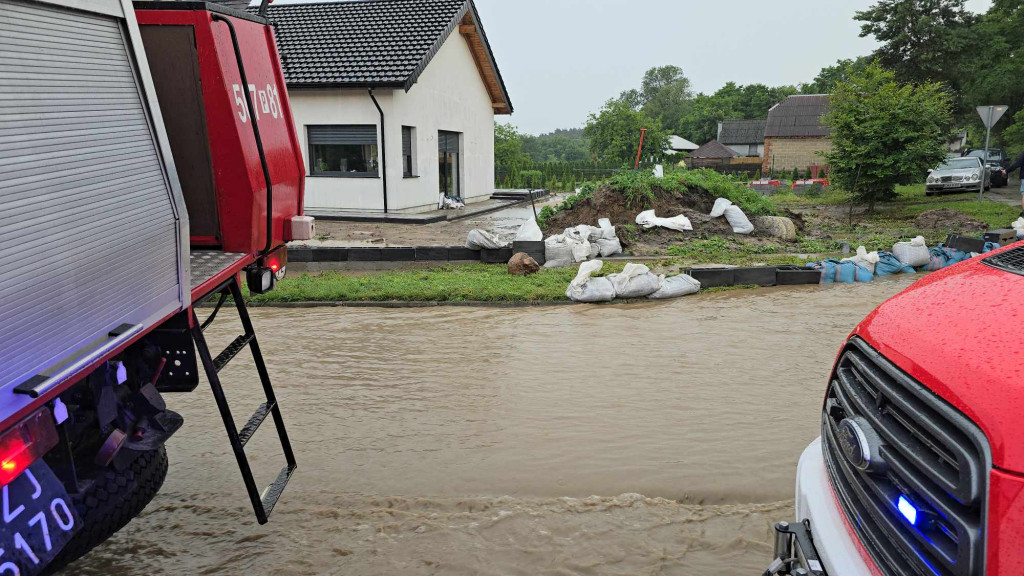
[65,276,921,575]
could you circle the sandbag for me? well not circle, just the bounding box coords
[608,263,663,298]
[723,205,754,235]
[921,245,971,271]
[514,218,543,242]
[566,260,615,303]
[710,198,732,218]
[1014,217,1024,240]
[571,239,592,263]
[588,240,601,260]
[842,246,880,274]
[466,229,505,250]
[755,216,797,241]
[648,274,701,299]
[544,236,573,269]
[875,252,916,276]
[579,225,603,243]
[808,259,874,284]
[598,218,617,240]
[635,210,693,232]
[597,238,623,257]
[892,236,930,268]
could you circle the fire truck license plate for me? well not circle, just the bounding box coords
[0,462,80,575]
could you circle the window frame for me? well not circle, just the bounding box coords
[402,125,417,178]
[306,124,380,179]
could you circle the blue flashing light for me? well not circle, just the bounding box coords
[898,495,918,526]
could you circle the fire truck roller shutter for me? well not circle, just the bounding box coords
[0,0,187,395]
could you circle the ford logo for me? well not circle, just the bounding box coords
[837,417,887,474]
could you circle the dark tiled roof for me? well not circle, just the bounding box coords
[765,94,830,138]
[263,0,471,88]
[718,119,766,145]
[689,140,738,159]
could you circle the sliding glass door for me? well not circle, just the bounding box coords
[438,130,461,201]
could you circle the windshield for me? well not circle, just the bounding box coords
[966,149,1002,160]
[938,158,980,170]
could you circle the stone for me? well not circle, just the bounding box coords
[508,252,540,276]
[754,216,798,241]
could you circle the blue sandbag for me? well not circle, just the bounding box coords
[983,242,1000,253]
[920,244,971,272]
[807,259,874,284]
[875,252,916,276]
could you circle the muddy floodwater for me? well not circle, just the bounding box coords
[66,276,920,575]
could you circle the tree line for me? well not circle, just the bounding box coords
[496,0,1023,193]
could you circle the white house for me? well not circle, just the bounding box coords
[257,0,513,215]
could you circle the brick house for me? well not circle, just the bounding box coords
[762,95,831,175]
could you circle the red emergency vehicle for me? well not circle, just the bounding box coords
[765,243,1024,575]
[0,1,312,571]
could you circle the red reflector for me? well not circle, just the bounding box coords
[0,408,58,487]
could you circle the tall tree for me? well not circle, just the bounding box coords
[494,122,530,169]
[824,64,955,210]
[804,57,874,94]
[584,99,669,165]
[958,0,1024,147]
[855,0,975,90]
[617,66,693,131]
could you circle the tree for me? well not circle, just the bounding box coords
[1003,110,1024,155]
[824,64,955,210]
[804,57,874,94]
[677,82,798,144]
[584,99,669,165]
[521,128,592,163]
[855,0,975,94]
[958,0,1024,148]
[494,122,530,169]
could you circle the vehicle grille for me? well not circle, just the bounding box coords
[984,245,1024,276]
[822,337,989,576]
[940,176,953,182]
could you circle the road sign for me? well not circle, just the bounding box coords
[977,105,1009,129]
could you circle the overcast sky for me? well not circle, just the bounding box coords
[474,0,993,135]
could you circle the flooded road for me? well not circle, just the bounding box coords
[67,276,920,575]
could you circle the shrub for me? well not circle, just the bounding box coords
[520,170,543,189]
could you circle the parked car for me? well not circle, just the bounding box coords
[765,240,1024,576]
[964,147,1010,187]
[925,156,990,195]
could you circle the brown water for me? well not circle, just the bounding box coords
[66,276,919,575]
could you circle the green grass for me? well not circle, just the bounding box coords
[249,263,633,304]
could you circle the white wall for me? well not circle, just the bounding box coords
[289,28,498,214]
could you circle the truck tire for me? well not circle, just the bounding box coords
[43,447,168,574]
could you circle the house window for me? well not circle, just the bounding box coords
[748,144,759,157]
[307,125,378,177]
[402,126,416,177]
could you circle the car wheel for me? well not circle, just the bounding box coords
[41,447,169,574]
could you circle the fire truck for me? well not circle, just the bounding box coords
[0,0,312,571]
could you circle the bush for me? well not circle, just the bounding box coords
[791,167,801,181]
[520,170,543,189]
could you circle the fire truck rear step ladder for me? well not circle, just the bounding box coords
[190,276,296,524]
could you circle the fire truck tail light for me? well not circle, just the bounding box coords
[0,408,58,486]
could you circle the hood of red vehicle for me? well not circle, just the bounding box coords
[854,248,1024,472]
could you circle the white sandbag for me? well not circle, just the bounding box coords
[514,218,543,242]
[608,263,663,298]
[635,209,693,232]
[571,239,592,263]
[466,229,505,250]
[648,274,701,299]
[566,260,615,303]
[563,227,587,242]
[1013,217,1024,239]
[842,246,880,275]
[544,235,574,268]
[710,198,732,218]
[723,205,754,235]
[573,224,603,243]
[652,164,664,178]
[893,236,930,268]
[598,218,617,240]
[597,238,623,257]
[588,240,601,260]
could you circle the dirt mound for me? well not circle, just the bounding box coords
[914,209,988,234]
[542,184,718,234]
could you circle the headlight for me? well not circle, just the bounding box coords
[927,175,937,184]
[970,172,981,182]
